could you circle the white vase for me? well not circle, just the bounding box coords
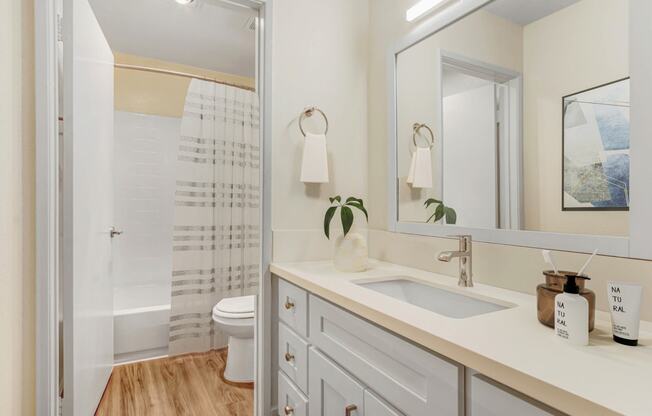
[333,232,369,272]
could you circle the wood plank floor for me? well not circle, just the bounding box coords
[95,349,253,416]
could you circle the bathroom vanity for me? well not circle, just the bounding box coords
[271,261,652,416]
[265,0,652,414]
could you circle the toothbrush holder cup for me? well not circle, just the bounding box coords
[537,270,596,331]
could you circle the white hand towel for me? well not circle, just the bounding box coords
[300,133,329,183]
[411,147,433,189]
[406,150,417,184]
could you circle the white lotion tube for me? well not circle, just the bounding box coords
[607,282,643,346]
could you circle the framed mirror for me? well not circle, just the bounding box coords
[388,0,652,258]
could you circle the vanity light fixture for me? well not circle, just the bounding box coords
[175,0,195,5]
[406,0,447,22]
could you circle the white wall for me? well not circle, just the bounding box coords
[271,0,369,261]
[0,0,35,414]
[113,111,179,293]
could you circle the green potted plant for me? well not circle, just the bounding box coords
[324,196,369,272]
[424,198,457,224]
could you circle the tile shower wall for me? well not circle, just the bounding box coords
[113,111,180,290]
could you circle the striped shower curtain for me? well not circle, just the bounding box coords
[168,79,260,355]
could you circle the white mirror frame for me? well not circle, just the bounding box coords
[387,0,652,259]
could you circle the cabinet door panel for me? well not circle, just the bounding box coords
[309,347,364,416]
[278,371,308,416]
[278,321,309,394]
[278,278,309,337]
[365,390,404,416]
[309,295,461,416]
[469,373,558,416]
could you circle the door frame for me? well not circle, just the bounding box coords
[437,50,523,229]
[34,1,274,415]
[35,0,61,414]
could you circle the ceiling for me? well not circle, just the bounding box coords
[483,0,580,26]
[442,66,493,98]
[89,0,257,77]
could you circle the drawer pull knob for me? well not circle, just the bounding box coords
[284,300,295,310]
[345,404,357,416]
[284,352,295,362]
[284,405,294,415]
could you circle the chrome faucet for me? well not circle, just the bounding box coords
[437,235,473,287]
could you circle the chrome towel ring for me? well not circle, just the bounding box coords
[299,106,329,136]
[412,122,435,148]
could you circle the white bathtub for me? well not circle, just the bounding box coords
[113,284,171,363]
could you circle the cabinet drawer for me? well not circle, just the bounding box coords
[278,321,309,394]
[309,347,365,416]
[278,278,309,338]
[309,295,461,416]
[365,390,404,416]
[469,372,560,416]
[278,371,308,416]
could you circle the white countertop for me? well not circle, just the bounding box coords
[271,260,652,416]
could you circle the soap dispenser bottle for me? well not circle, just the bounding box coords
[555,274,590,346]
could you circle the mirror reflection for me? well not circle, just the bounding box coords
[396,0,630,236]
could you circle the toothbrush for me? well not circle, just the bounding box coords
[542,250,559,274]
[577,249,598,277]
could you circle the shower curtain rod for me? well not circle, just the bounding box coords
[114,63,256,92]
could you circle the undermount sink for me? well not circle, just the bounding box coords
[356,278,511,319]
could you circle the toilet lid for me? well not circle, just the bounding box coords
[213,295,255,319]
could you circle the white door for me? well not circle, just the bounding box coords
[62,0,115,414]
[309,348,365,416]
[443,84,498,228]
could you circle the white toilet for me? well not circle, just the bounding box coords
[212,295,255,383]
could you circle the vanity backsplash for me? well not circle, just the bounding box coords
[369,229,652,322]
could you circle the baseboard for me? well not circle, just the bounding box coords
[113,347,169,365]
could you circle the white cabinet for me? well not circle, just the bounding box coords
[278,321,309,394]
[309,295,461,416]
[468,372,558,416]
[278,278,309,338]
[273,276,561,416]
[279,370,308,416]
[364,390,404,416]
[309,347,365,416]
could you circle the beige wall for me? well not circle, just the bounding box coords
[114,52,254,118]
[523,0,629,235]
[0,0,36,415]
[367,0,651,316]
[368,0,414,231]
[271,0,369,259]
